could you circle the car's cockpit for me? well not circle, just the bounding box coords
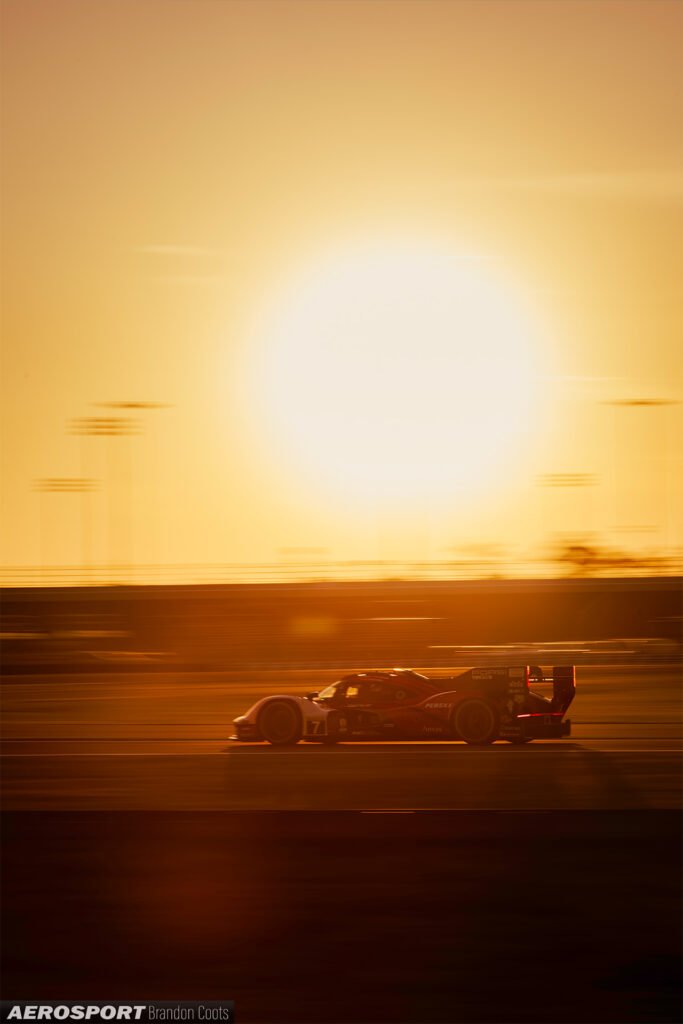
[315,669,432,707]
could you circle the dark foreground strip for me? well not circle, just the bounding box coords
[2,811,681,1024]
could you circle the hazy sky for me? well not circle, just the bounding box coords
[2,0,682,578]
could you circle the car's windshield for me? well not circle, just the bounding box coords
[317,682,339,700]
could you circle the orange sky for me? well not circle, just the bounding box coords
[1,0,682,579]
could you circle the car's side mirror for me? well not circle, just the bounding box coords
[529,666,544,683]
[306,691,319,700]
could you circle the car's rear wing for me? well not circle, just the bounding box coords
[528,664,576,712]
[549,665,576,714]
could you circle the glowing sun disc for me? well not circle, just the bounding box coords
[244,238,543,505]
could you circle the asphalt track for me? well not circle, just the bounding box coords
[2,665,682,1023]
[1,665,681,810]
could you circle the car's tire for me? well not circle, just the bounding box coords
[258,700,302,745]
[452,699,498,745]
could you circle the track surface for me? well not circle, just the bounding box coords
[2,665,681,1023]
[2,665,681,809]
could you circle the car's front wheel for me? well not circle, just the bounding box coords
[258,700,302,745]
[452,699,498,745]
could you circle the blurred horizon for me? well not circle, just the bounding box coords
[2,547,681,589]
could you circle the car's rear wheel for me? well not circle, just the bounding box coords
[453,699,498,744]
[258,700,302,745]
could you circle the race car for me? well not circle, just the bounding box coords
[231,665,575,745]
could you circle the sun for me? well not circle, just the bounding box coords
[243,236,545,507]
